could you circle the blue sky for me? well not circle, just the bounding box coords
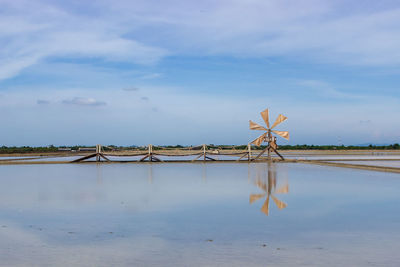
[1,0,400,146]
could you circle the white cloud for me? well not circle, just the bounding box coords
[122,87,139,92]
[140,73,163,80]
[296,80,363,99]
[62,97,106,106]
[0,0,167,80]
[92,0,400,65]
[2,0,400,82]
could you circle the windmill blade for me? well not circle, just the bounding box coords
[260,196,270,216]
[271,195,287,209]
[270,114,287,129]
[249,120,267,131]
[260,109,270,129]
[275,183,289,194]
[250,194,265,204]
[271,130,290,140]
[251,133,266,146]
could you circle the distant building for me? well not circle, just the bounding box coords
[58,148,72,151]
[78,148,96,152]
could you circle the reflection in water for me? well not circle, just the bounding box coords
[96,164,103,184]
[249,162,289,215]
[2,164,400,266]
[148,164,153,184]
[202,163,207,182]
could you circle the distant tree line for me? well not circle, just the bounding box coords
[278,144,400,150]
[0,143,399,154]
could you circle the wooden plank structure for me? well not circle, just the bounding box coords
[72,144,110,162]
[139,144,163,162]
[191,144,216,161]
[67,143,264,163]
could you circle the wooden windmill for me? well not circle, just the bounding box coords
[249,108,289,160]
[250,162,288,216]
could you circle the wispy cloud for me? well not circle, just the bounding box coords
[0,0,167,81]
[122,87,140,92]
[0,85,399,145]
[296,79,362,99]
[140,73,163,80]
[2,0,400,82]
[36,99,50,105]
[62,97,106,106]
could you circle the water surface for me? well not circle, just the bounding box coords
[1,163,400,266]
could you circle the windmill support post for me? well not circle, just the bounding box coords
[252,145,285,161]
[253,146,269,161]
[272,147,284,160]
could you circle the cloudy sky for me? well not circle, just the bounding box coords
[1,0,400,146]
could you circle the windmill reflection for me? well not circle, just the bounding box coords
[249,162,289,216]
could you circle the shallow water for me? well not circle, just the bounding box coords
[330,160,400,168]
[284,154,400,160]
[1,163,400,266]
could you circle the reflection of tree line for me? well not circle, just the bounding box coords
[249,162,289,216]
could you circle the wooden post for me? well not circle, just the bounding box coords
[203,144,206,161]
[248,143,251,161]
[148,144,152,161]
[96,144,101,162]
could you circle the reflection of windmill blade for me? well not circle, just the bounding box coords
[250,194,265,204]
[275,184,289,194]
[251,133,266,146]
[270,114,287,129]
[260,196,270,215]
[271,130,290,140]
[271,195,287,209]
[249,120,267,131]
[260,109,270,129]
[256,180,267,192]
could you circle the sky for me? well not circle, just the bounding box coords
[1,0,400,146]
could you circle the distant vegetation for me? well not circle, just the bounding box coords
[0,143,399,154]
[278,144,400,150]
[208,144,400,150]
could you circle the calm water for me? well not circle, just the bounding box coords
[1,163,400,266]
[331,160,400,168]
